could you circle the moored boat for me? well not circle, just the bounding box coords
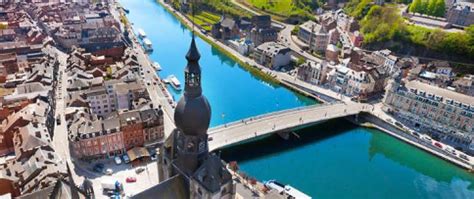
[264,180,311,199]
[137,28,146,38]
[142,38,153,52]
[152,62,162,71]
[164,75,181,91]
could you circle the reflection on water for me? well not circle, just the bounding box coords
[220,119,474,199]
[368,129,474,189]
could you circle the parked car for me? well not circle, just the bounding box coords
[135,167,145,174]
[421,135,432,143]
[114,156,122,165]
[126,177,137,183]
[122,154,130,164]
[445,147,457,156]
[459,154,470,161]
[105,168,113,175]
[394,122,404,128]
[433,142,443,149]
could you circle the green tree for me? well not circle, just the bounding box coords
[361,5,405,43]
[420,0,429,14]
[296,57,305,67]
[410,0,422,13]
[427,0,437,16]
[434,0,446,17]
[466,25,474,57]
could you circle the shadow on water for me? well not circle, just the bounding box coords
[220,118,356,162]
[367,129,474,189]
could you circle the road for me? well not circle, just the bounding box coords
[113,0,177,137]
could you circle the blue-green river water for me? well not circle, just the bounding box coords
[120,0,474,198]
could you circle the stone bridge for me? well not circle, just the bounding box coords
[208,102,371,151]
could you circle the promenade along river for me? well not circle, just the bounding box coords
[121,0,474,198]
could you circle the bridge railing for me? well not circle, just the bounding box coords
[209,102,343,133]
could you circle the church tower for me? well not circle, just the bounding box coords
[152,37,234,199]
[173,37,212,175]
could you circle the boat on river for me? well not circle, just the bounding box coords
[165,75,181,91]
[264,180,311,199]
[137,28,147,39]
[142,38,153,52]
[152,62,162,71]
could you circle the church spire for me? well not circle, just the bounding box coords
[183,37,202,98]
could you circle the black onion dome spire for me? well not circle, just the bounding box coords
[174,37,211,136]
[184,37,202,97]
[186,37,201,62]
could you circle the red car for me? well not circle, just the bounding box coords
[434,142,443,149]
[126,177,137,183]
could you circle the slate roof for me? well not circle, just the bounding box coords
[131,174,188,199]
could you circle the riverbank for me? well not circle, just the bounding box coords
[360,113,474,170]
[156,0,280,85]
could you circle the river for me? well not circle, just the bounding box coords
[119,0,474,198]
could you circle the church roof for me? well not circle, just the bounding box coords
[193,154,232,193]
[131,174,188,199]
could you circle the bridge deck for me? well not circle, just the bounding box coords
[208,102,370,151]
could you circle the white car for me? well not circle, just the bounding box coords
[105,168,113,175]
[421,135,432,143]
[114,156,122,165]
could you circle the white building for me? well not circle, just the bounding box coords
[253,42,291,69]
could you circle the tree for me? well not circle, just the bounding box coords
[410,0,422,13]
[420,0,429,14]
[361,5,405,43]
[466,25,474,57]
[433,0,446,17]
[427,0,437,16]
[296,57,305,67]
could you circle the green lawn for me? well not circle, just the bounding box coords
[248,0,293,16]
[245,0,315,20]
[188,11,221,31]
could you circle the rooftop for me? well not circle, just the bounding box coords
[406,80,474,106]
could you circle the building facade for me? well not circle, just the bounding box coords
[297,60,329,85]
[384,80,474,138]
[253,42,291,69]
[447,2,474,27]
[298,21,329,52]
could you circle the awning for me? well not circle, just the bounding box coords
[127,147,150,161]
